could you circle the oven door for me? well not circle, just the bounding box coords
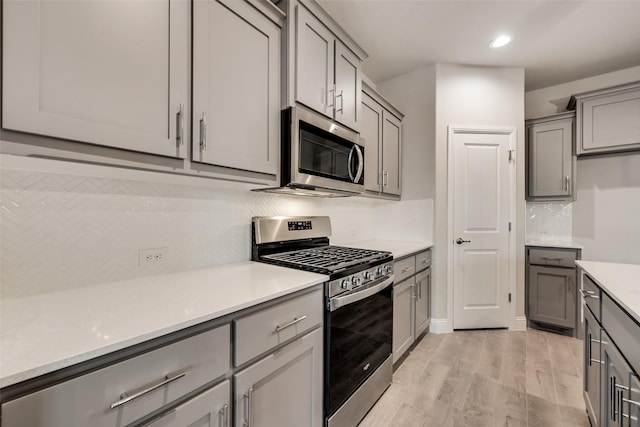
[325,275,393,416]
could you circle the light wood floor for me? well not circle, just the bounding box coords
[360,328,589,427]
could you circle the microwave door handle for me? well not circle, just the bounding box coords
[348,145,356,182]
[354,145,364,183]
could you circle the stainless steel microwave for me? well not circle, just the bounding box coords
[270,105,364,197]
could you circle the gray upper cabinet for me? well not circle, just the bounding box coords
[280,0,367,132]
[361,87,403,197]
[192,0,283,175]
[295,4,362,131]
[2,0,189,158]
[526,112,575,200]
[574,82,640,156]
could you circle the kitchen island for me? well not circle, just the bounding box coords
[576,261,640,427]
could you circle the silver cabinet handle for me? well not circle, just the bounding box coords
[402,266,413,273]
[199,112,207,151]
[336,90,344,113]
[243,387,253,427]
[219,404,229,427]
[622,397,640,408]
[275,316,307,333]
[326,85,335,110]
[176,104,184,146]
[110,371,187,410]
[542,256,563,262]
[565,176,570,191]
[383,171,389,187]
[580,289,600,299]
[419,257,430,264]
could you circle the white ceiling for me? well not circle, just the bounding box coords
[317,0,640,91]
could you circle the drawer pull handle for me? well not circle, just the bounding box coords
[623,397,640,408]
[402,266,414,273]
[110,371,187,410]
[275,316,307,333]
[542,257,562,262]
[419,257,430,264]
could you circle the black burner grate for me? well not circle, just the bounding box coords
[261,246,389,273]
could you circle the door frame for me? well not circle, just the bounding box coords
[447,126,517,330]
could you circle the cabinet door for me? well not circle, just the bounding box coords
[579,87,640,155]
[193,0,279,175]
[361,93,383,193]
[601,331,632,427]
[414,268,431,338]
[381,111,402,196]
[295,5,334,118]
[628,374,640,427]
[528,266,576,329]
[392,278,414,364]
[334,41,361,131]
[146,380,230,427]
[527,119,573,198]
[234,328,323,427]
[2,0,188,158]
[584,306,601,427]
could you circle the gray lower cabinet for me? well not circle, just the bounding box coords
[1,324,231,427]
[392,277,414,363]
[146,380,231,427]
[584,305,602,427]
[392,249,431,364]
[1,287,324,427]
[526,246,581,335]
[233,328,323,427]
[525,112,575,200]
[581,270,640,427]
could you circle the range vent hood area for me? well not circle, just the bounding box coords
[252,183,358,198]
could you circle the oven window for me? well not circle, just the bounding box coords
[299,123,353,182]
[326,284,393,415]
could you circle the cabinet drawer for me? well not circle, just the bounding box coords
[415,250,432,272]
[602,293,640,375]
[528,248,576,268]
[234,288,322,367]
[582,274,601,321]
[1,324,230,427]
[394,256,416,284]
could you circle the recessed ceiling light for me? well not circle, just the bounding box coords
[489,34,512,49]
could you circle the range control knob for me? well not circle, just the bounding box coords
[341,279,352,290]
[364,271,375,280]
[385,265,393,275]
[376,266,385,275]
[352,277,363,287]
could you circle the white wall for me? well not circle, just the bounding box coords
[434,64,526,330]
[525,65,640,119]
[525,66,640,264]
[0,156,432,298]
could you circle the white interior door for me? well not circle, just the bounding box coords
[451,129,513,329]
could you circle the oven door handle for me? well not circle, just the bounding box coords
[329,275,393,312]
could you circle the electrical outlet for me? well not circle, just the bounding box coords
[139,247,168,267]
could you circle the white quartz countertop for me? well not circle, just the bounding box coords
[576,261,640,324]
[526,238,584,249]
[347,240,433,259]
[0,262,327,389]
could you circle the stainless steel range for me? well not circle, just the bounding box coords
[252,216,393,427]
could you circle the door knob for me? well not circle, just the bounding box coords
[455,238,471,245]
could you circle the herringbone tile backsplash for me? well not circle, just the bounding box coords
[1,167,432,298]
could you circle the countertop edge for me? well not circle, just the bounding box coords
[575,260,640,324]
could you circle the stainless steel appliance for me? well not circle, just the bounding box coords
[252,216,393,427]
[253,105,364,197]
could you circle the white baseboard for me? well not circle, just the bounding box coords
[510,316,527,331]
[429,318,453,334]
